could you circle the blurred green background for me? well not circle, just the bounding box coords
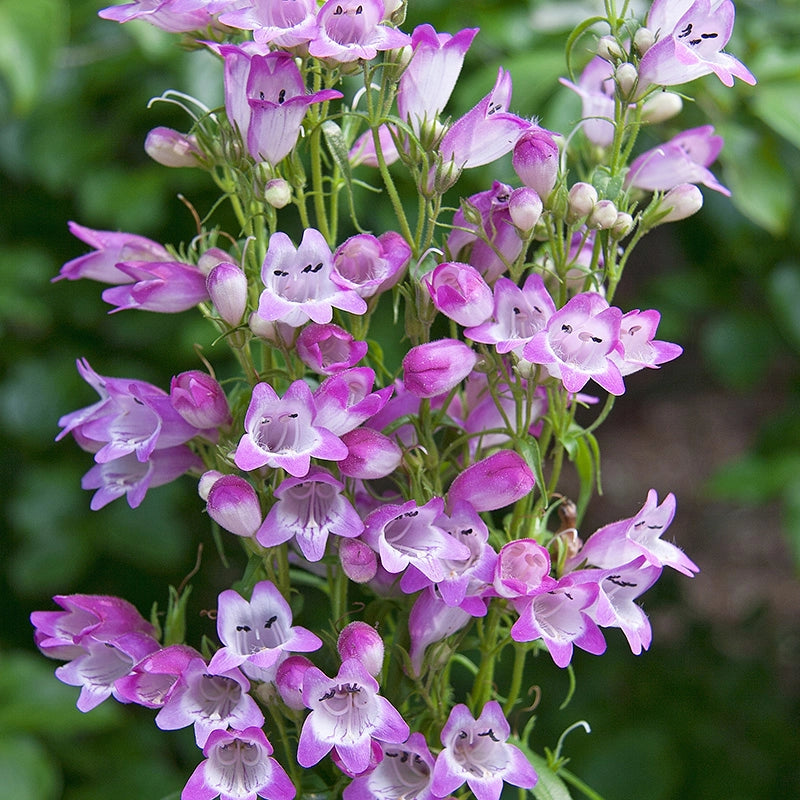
[2,0,799,798]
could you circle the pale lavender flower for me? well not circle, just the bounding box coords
[206,475,263,538]
[219,0,319,47]
[332,231,411,298]
[182,726,295,800]
[296,323,368,375]
[398,23,479,134]
[308,0,410,63]
[256,228,367,327]
[408,589,473,676]
[510,576,607,667]
[439,68,530,171]
[343,732,436,800]
[207,581,322,681]
[566,489,699,576]
[559,56,616,147]
[297,658,409,775]
[234,379,348,477]
[423,261,494,327]
[171,371,232,431]
[362,497,470,582]
[523,292,626,395]
[402,339,479,398]
[447,450,535,513]
[81,446,203,510]
[98,0,218,33]
[256,467,363,561]
[55,631,161,712]
[611,309,683,376]
[56,221,170,284]
[114,643,200,707]
[465,273,556,355]
[101,260,210,313]
[625,125,730,195]
[432,701,538,800]
[348,123,401,168]
[638,0,756,90]
[156,657,264,746]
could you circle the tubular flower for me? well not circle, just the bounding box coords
[219,0,319,48]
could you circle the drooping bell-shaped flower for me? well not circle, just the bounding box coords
[206,261,248,327]
[144,125,202,167]
[309,0,411,63]
[438,68,530,171]
[297,657,410,775]
[234,379,349,477]
[559,56,616,147]
[625,125,730,195]
[398,23,479,135]
[523,292,625,395]
[432,701,538,800]
[312,367,394,436]
[170,371,232,431]
[114,643,200,708]
[56,221,171,284]
[275,655,315,711]
[101,260,210,313]
[98,0,217,33]
[256,228,367,327]
[338,427,403,480]
[207,581,322,682]
[256,467,364,561]
[296,323,368,375]
[218,0,319,48]
[182,726,296,800]
[638,0,756,90]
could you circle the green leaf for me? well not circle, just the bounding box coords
[525,750,574,800]
[0,733,60,800]
[0,0,69,115]
[751,83,800,151]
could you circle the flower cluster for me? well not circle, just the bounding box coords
[35,1,754,798]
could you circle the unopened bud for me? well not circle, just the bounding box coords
[206,475,262,538]
[615,62,639,97]
[263,178,291,209]
[657,183,704,223]
[567,181,598,221]
[597,35,624,61]
[170,370,232,430]
[641,91,683,124]
[612,211,635,238]
[587,199,619,230]
[144,126,201,168]
[633,26,656,55]
[337,622,384,676]
[207,262,248,326]
[339,538,378,583]
[508,186,544,233]
[197,247,232,277]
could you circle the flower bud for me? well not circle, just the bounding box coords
[587,199,619,230]
[198,470,224,501]
[633,26,656,55]
[567,182,598,221]
[641,91,683,124]
[170,371,232,429]
[338,428,403,480]
[447,450,535,512]
[248,311,295,345]
[206,262,248,326]
[206,474,262,538]
[196,247,231,277]
[493,539,556,599]
[512,127,559,199]
[337,621,384,676]
[508,187,544,233]
[615,62,638,97]
[296,323,368,375]
[276,655,314,711]
[657,183,704,223]
[402,339,479,398]
[144,126,201,168]
[596,35,624,61]
[423,261,494,328]
[612,211,635,238]
[263,178,292,209]
[339,537,378,583]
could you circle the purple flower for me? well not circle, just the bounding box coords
[101,260,210,313]
[402,339,479,399]
[234,379,348,477]
[447,450,535,513]
[510,575,607,667]
[171,371,232,431]
[312,367,393,436]
[207,581,322,682]
[256,228,367,327]
[156,657,264,746]
[559,56,616,147]
[337,621,384,677]
[638,0,756,90]
[338,427,403,480]
[465,273,556,355]
[512,126,561,196]
[56,221,170,284]
[182,726,295,800]
[275,655,315,711]
[206,475,263,538]
[98,0,217,33]
[625,125,730,195]
[492,538,557,600]
[332,231,411,298]
[423,261,494,328]
[522,292,626,395]
[398,23,479,135]
[432,701,537,800]
[256,467,364,561]
[81,446,202,510]
[296,323,368,375]
[308,0,411,63]
[343,732,436,800]
[114,643,200,707]
[567,489,699,576]
[439,68,530,171]
[362,497,470,582]
[297,657,409,774]
[206,262,248,327]
[408,590,473,676]
[611,309,683,376]
[219,0,318,48]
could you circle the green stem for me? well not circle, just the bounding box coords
[559,767,609,800]
[503,643,529,717]
[468,602,502,713]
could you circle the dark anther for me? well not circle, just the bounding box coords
[385,751,399,758]
[562,323,573,333]
[274,269,289,277]
[236,624,252,632]
[278,88,286,104]
[533,305,542,313]
[458,731,468,739]
[701,32,718,39]
[478,729,500,742]
[355,4,363,12]
[460,528,474,535]
[320,689,336,701]
[513,306,521,315]
[259,91,265,100]
[678,23,693,38]
[264,615,278,629]
[288,413,298,419]
[403,510,419,517]
[334,4,343,13]
[400,752,409,763]
[607,575,637,588]
[564,591,573,600]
